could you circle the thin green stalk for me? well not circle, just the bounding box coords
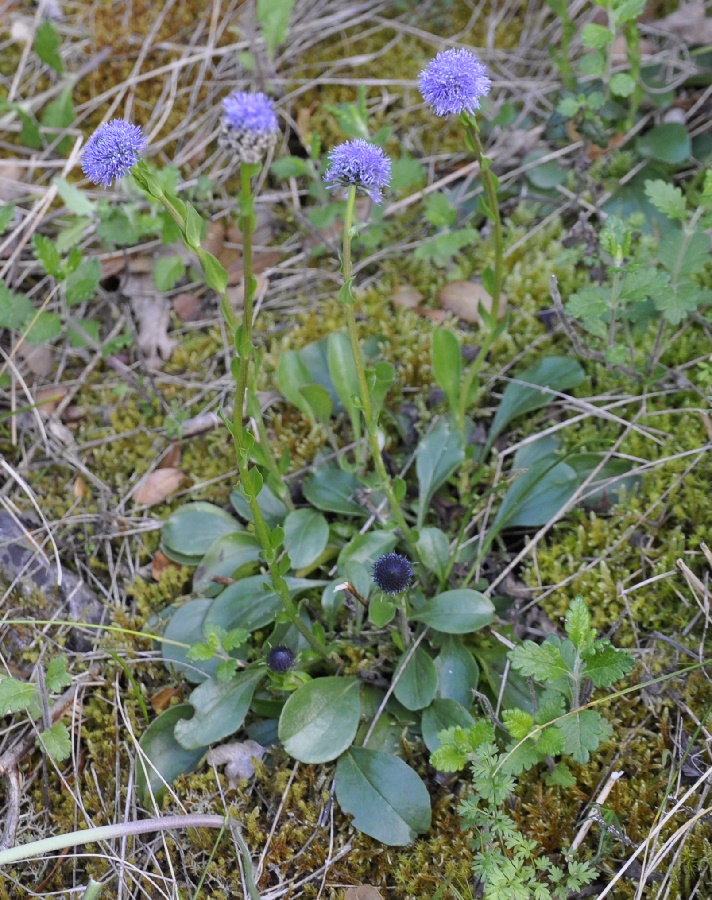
[457,121,505,430]
[221,168,327,659]
[340,187,416,549]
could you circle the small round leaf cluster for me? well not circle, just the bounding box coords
[419,48,491,117]
[372,553,414,594]
[323,139,392,203]
[266,645,295,673]
[81,119,146,188]
[219,91,279,164]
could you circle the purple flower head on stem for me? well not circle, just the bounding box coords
[81,119,146,188]
[418,48,491,117]
[372,553,413,595]
[323,139,392,203]
[219,91,279,164]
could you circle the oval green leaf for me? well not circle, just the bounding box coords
[302,468,367,516]
[162,598,219,683]
[193,532,263,597]
[434,635,480,708]
[337,530,397,570]
[278,676,360,763]
[414,589,494,634]
[136,704,206,805]
[283,508,329,569]
[335,748,431,845]
[174,668,264,750]
[415,419,465,528]
[393,647,438,711]
[205,575,326,633]
[162,502,243,564]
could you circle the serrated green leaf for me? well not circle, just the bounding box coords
[153,255,185,292]
[33,234,63,278]
[610,72,636,98]
[644,179,686,220]
[256,0,294,56]
[509,638,570,686]
[536,724,565,756]
[38,722,72,761]
[581,23,613,49]
[582,642,634,687]
[25,311,62,344]
[34,20,63,74]
[564,597,595,650]
[502,707,534,740]
[65,257,101,306]
[0,281,34,331]
[186,642,215,662]
[558,709,612,763]
[424,192,457,228]
[40,88,74,132]
[0,677,37,715]
[45,655,71,692]
[270,156,310,179]
[53,177,96,216]
[0,205,14,235]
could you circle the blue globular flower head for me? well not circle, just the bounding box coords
[266,645,295,673]
[418,48,491,117]
[323,139,392,203]
[372,553,414,594]
[81,119,146,188]
[219,91,279,164]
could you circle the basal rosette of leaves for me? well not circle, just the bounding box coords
[148,350,639,844]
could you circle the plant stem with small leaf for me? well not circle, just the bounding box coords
[340,186,416,550]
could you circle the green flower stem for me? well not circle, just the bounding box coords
[457,118,505,431]
[226,167,329,658]
[340,187,415,550]
[135,161,322,659]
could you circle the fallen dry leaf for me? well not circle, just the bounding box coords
[101,253,125,280]
[151,685,182,713]
[391,284,424,310]
[207,740,266,785]
[218,246,243,286]
[18,341,53,376]
[131,295,178,368]
[203,220,225,257]
[160,441,182,470]
[72,476,86,499]
[151,548,179,581]
[344,888,385,900]
[438,281,507,324]
[0,163,27,204]
[132,468,185,506]
[173,292,203,322]
[34,385,67,415]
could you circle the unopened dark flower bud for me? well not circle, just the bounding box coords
[266,645,295,673]
[372,553,413,594]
